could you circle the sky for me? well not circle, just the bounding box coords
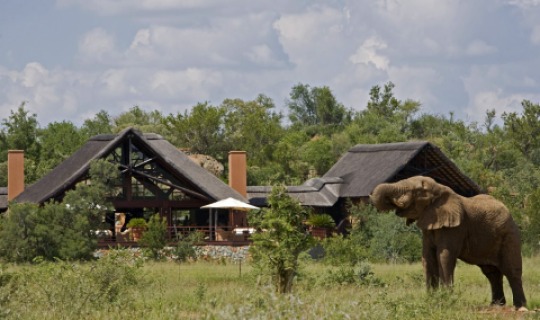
[1,0,540,127]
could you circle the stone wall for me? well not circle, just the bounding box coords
[94,245,251,262]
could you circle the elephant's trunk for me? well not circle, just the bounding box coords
[370,183,402,212]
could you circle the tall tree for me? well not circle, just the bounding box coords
[39,121,85,172]
[502,100,540,164]
[80,110,113,138]
[287,84,350,134]
[164,102,226,157]
[0,102,41,161]
[346,82,420,143]
[113,106,167,136]
[223,95,284,166]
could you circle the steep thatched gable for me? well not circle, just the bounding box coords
[14,127,245,205]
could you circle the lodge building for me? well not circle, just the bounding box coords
[0,127,482,246]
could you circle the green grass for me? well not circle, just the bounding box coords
[1,255,540,319]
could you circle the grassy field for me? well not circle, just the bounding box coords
[1,253,540,319]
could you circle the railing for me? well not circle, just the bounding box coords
[97,225,252,248]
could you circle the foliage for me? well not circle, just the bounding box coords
[164,102,226,157]
[39,121,85,172]
[80,109,113,138]
[139,214,168,260]
[0,102,41,162]
[287,83,351,133]
[127,218,148,229]
[348,202,422,263]
[321,234,369,266]
[0,160,117,262]
[248,185,315,293]
[306,213,336,228]
[139,214,167,260]
[0,202,41,262]
[1,257,540,318]
[521,188,540,255]
[318,262,384,287]
[174,231,205,263]
[113,105,167,136]
[222,95,284,167]
[4,81,540,253]
[0,250,142,319]
[502,100,540,164]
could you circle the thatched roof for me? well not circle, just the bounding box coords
[15,127,245,205]
[248,177,343,207]
[247,141,482,207]
[324,141,481,198]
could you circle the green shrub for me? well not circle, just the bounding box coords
[174,231,204,263]
[2,251,143,319]
[127,218,148,229]
[306,213,336,228]
[321,234,368,266]
[0,160,117,262]
[249,185,315,293]
[347,201,422,263]
[139,214,167,260]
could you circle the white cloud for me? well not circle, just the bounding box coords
[273,5,349,69]
[465,40,497,56]
[57,0,224,15]
[388,66,440,108]
[531,25,540,44]
[349,36,389,70]
[99,69,129,96]
[149,68,223,100]
[19,62,49,88]
[0,0,538,129]
[462,65,540,122]
[507,0,540,8]
[78,28,118,63]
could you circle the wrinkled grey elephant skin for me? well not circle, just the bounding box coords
[370,176,526,309]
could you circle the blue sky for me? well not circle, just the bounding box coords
[1,0,540,126]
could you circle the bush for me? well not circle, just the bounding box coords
[347,202,422,263]
[317,262,384,287]
[127,218,148,229]
[249,185,315,293]
[321,234,368,266]
[174,231,205,263]
[139,215,167,260]
[1,251,143,319]
[306,213,336,228]
[0,160,117,262]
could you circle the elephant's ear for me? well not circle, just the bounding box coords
[416,184,463,230]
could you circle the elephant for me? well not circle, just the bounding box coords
[369,175,527,310]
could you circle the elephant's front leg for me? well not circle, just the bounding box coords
[422,237,439,289]
[437,247,457,286]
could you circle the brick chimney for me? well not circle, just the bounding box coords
[8,150,25,201]
[228,151,247,197]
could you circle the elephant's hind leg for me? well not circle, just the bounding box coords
[505,273,526,308]
[479,265,505,306]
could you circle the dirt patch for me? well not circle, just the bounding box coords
[476,306,539,319]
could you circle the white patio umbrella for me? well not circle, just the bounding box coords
[201,197,260,211]
[201,197,259,240]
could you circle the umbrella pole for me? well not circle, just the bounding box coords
[209,209,212,241]
[215,210,218,239]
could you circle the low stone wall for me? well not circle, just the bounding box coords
[94,245,251,262]
[196,245,250,262]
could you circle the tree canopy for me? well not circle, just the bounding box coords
[1,82,540,253]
